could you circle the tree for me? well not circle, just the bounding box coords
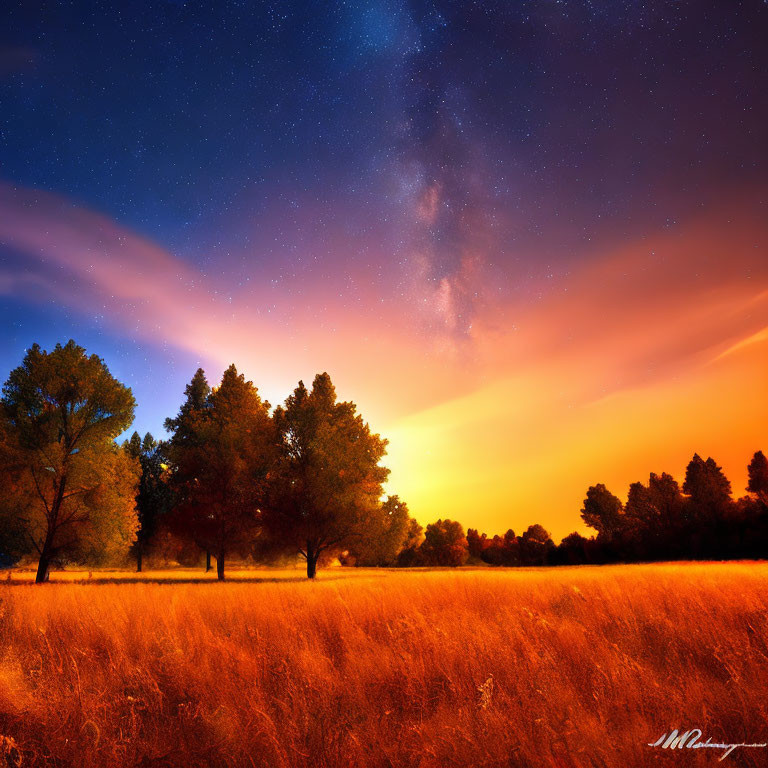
[747,450,768,505]
[555,531,592,565]
[647,473,685,525]
[263,373,389,578]
[419,519,468,566]
[165,365,275,580]
[346,495,417,566]
[0,428,29,567]
[164,368,212,568]
[164,368,211,439]
[624,472,686,558]
[466,528,487,561]
[124,432,171,572]
[0,341,138,582]
[580,484,624,539]
[683,454,732,521]
[478,529,520,566]
[396,518,424,566]
[519,523,554,565]
[498,529,520,565]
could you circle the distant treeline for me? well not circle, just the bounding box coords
[1,341,766,582]
[463,451,768,567]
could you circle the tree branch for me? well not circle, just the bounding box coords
[29,466,52,518]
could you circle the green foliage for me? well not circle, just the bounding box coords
[263,372,389,577]
[3,341,135,449]
[165,365,275,579]
[72,442,141,564]
[347,495,418,566]
[0,341,138,578]
[123,431,172,569]
[9,342,760,576]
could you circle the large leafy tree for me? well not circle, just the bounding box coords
[0,341,138,582]
[165,365,275,580]
[466,528,488,561]
[555,531,592,565]
[0,426,31,567]
[470,529,520,566]
[625,473,685,528]
[263,373,389,578]
[419,518,469,566]
[395,517,424,566]
[124,431,171,572]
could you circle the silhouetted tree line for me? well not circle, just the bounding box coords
[465,523,556,567]
[1,341,766,581]
[555,453,768,564]
[447,453,768,568]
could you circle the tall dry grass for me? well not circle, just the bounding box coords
[0,563,767,767]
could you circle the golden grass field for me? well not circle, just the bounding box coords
[1,563,767,768]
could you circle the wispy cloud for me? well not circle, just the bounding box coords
[1,181,766,535]
[0,182,452,421]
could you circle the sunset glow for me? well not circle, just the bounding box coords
[1,2,766,539]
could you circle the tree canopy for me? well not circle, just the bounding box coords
[580,484,624,539]
[262,373,389,578]
[345,495,419,567]
[0,341,138,581]
[165,365,275,580]
[420,519,468,567]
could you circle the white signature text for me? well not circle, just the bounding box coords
[649,729,767,761]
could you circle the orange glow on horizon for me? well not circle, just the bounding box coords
[385,338,767,539]
[0,182,766,540]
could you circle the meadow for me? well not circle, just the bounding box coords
[0,563,767,768]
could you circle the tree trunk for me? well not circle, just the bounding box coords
[205,550,212,572]
[35,550,51,584]
[306,544,319,579]
[136,542,143,573]
[216,550,225,581]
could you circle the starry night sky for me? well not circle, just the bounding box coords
[1,1,767,535]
